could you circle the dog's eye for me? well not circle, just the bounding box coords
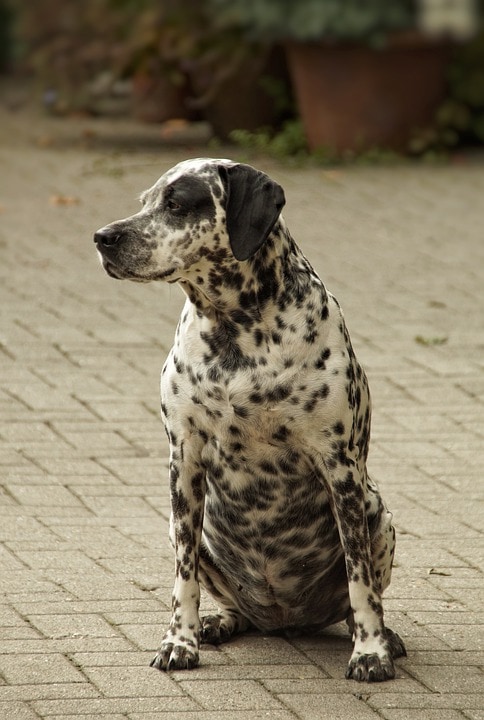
[167,199,182,211]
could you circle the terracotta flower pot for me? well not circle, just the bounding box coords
[131,71,189,124]
[188,47,289,139]
[285,35,451,152]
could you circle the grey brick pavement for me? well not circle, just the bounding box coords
[0,103,483,719]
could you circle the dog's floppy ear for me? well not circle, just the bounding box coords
[221,163,285,261]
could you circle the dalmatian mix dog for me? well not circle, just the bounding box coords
[94,158,406,682]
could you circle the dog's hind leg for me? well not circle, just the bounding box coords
[198,544,252,644]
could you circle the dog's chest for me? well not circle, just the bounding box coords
[163,297,351,442]
[165,349,329,466]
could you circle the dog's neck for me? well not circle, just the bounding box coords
[178,218,326,322]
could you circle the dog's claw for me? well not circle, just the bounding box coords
[150,643,199,672]
[346,652,396,683]
[200,614,233,645]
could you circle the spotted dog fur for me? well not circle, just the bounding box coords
[94,158,406,682]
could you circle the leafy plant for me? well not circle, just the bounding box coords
[438,29,484,143]
[230,120,310,163]
[229,121,404,165]
[208,0,416,45]
[409,28,484,154]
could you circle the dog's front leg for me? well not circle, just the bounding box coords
[313,452,397,682]
[151,436,205,671]
[333,471,397,681]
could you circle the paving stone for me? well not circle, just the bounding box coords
[68,651,148,668]
[0,702,41,720]
[263,673,425,695]
[127,713,297,720]
[368,693,484,711]
[280,692,384,719]
[116,622,174,653]
[407,610,484,626]
[40,570,148,602]
[170,663,326,682]
[464,711,484,720]
[0,653,85,685]
[0,638,135,656]
[379,711,469,720]
[77,495,161,518]
[178,679,284,711]
[0,548,26,575]
[14,550,101,571]
[28,458,108,476]
[0,517,60,543]
[50,526,148,559]
[408,651,484,667]
[427,625,483,651]
[405,664,483,694]
[4,485,84,508]
[0,682,99,702]
[26,613,121,640]
[81,664,183,697]
[32,696,200,715]
[52,716,127,720]
[219,634,310,666]
[51,716,127,720]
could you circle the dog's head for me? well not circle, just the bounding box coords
[94,158,285,283]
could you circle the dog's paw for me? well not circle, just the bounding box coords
[150,639,199,671]
[345,651,395,682]
[200,614,233,645]
[384,627,407,659]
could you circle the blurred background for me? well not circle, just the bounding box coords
[1,0,483,160]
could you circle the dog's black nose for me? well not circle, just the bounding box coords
[94,227,121,248]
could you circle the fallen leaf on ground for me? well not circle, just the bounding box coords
[322,170,344,183]
[80,128,98,140]
[415,335,448,346]
[160,119,190,139]
[49,194,80,206]
[36,135,55,147]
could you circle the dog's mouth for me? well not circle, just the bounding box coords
[102,258,178,283]
[154,267,178,281]
[103,260,124,280]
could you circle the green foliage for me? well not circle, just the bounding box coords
[230,121,309,162]
[409,29,484,154]
[229,121,404,166]
[446,29,484,142]
[208,0,416,44]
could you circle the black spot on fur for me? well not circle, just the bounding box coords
[266,384,292,403]
[303,384,329,412]
[272,425,290,442]
[315,347,331,369]
[333,421,345,435]
[254,328,264,346]
[233,404,249,418]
